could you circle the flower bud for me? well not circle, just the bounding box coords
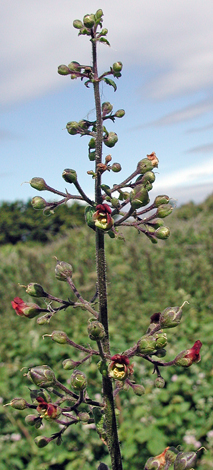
[55,259,73,281]
[30,177,48,191]
[154,195,170,207]
[104,132,118,148]
[87,321,106,340]
[34,436,50,448]
[37,314,51,325]
[154,348,167,358]
[131,384,145,396]
[114,109,125,118]
[26,283,46,298]
[95,9,103,20]
[137,158,154,174]
[62,168,77,184]
[130,185,149,210]
[157,204,173,218]
[102,102,113,116]
[70,370,87,391]
[89,137,96,149]
[137,336,156,354]
[89,151,96,161]
[62,358,78,370]
[49,330,69,344]
[78,412,90,422]
[31,196,47,209]
[148,218,164,229]
[174,451,197,470]
[97,360,108,377]
[112,62,123,73]
[27,365,56,388]
[145,447,169,470]
[79,27,91,36]
[67,61,81,72]
[111,163,122,172]
[155,226,170,240]
[174,340,202,367]
[141,171,156,184]
[5,397,28,410]
[25,414,41,427]
[58,64,70,75]
[83,14,95,29]
[84,206,96,229]
[154,377,165,388]
[66,121,79,135]
[111,198,120,209]
[155,332,167,349]
[73,19,83,29]
[160,304,185,328]
[100,28,108,36]
[105,154,112,163]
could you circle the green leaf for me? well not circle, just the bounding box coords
[104,78,117,92]
[99,37,111,46]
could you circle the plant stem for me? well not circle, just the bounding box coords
[92,32,123,470]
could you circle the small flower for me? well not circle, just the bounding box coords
[36,397,59,419]
[11,297,42,318]
[175,340,202,367]
[93,204,114,231]
[147,152,159,168]
[108,354,133,381]
[145,447,169,469]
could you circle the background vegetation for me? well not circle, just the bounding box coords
[0,195,213,469]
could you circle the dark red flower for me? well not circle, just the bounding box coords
[93,204,114,231]
[108,354,133,381]
[36,397,59,419]
[11,297,42,318]
[175,340,202,367]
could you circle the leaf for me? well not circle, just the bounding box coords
[99,37,111,46]
[104,78,117,92]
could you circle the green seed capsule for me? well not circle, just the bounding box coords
[62,169,77,184]
[30,177,47,191]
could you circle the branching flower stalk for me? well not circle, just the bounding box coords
[7,9,205,470]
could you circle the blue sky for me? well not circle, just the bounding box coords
[1,0,213,205]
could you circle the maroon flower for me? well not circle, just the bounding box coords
[93,204,114,231]
[11,297,42,318]
[175,340,202,367]
[36,397,59,419]
[108,354,134,381]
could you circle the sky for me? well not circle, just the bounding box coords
[1,0,213,206]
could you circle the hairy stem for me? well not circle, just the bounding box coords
[92,32,123,470]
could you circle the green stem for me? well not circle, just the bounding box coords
[92,31,123,470]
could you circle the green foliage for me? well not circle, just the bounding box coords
[0,201,85,245]
[0,196,213,468]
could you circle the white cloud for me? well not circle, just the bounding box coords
[1,0,213,105]
[149,98,213,126]
[154,158,213,190]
